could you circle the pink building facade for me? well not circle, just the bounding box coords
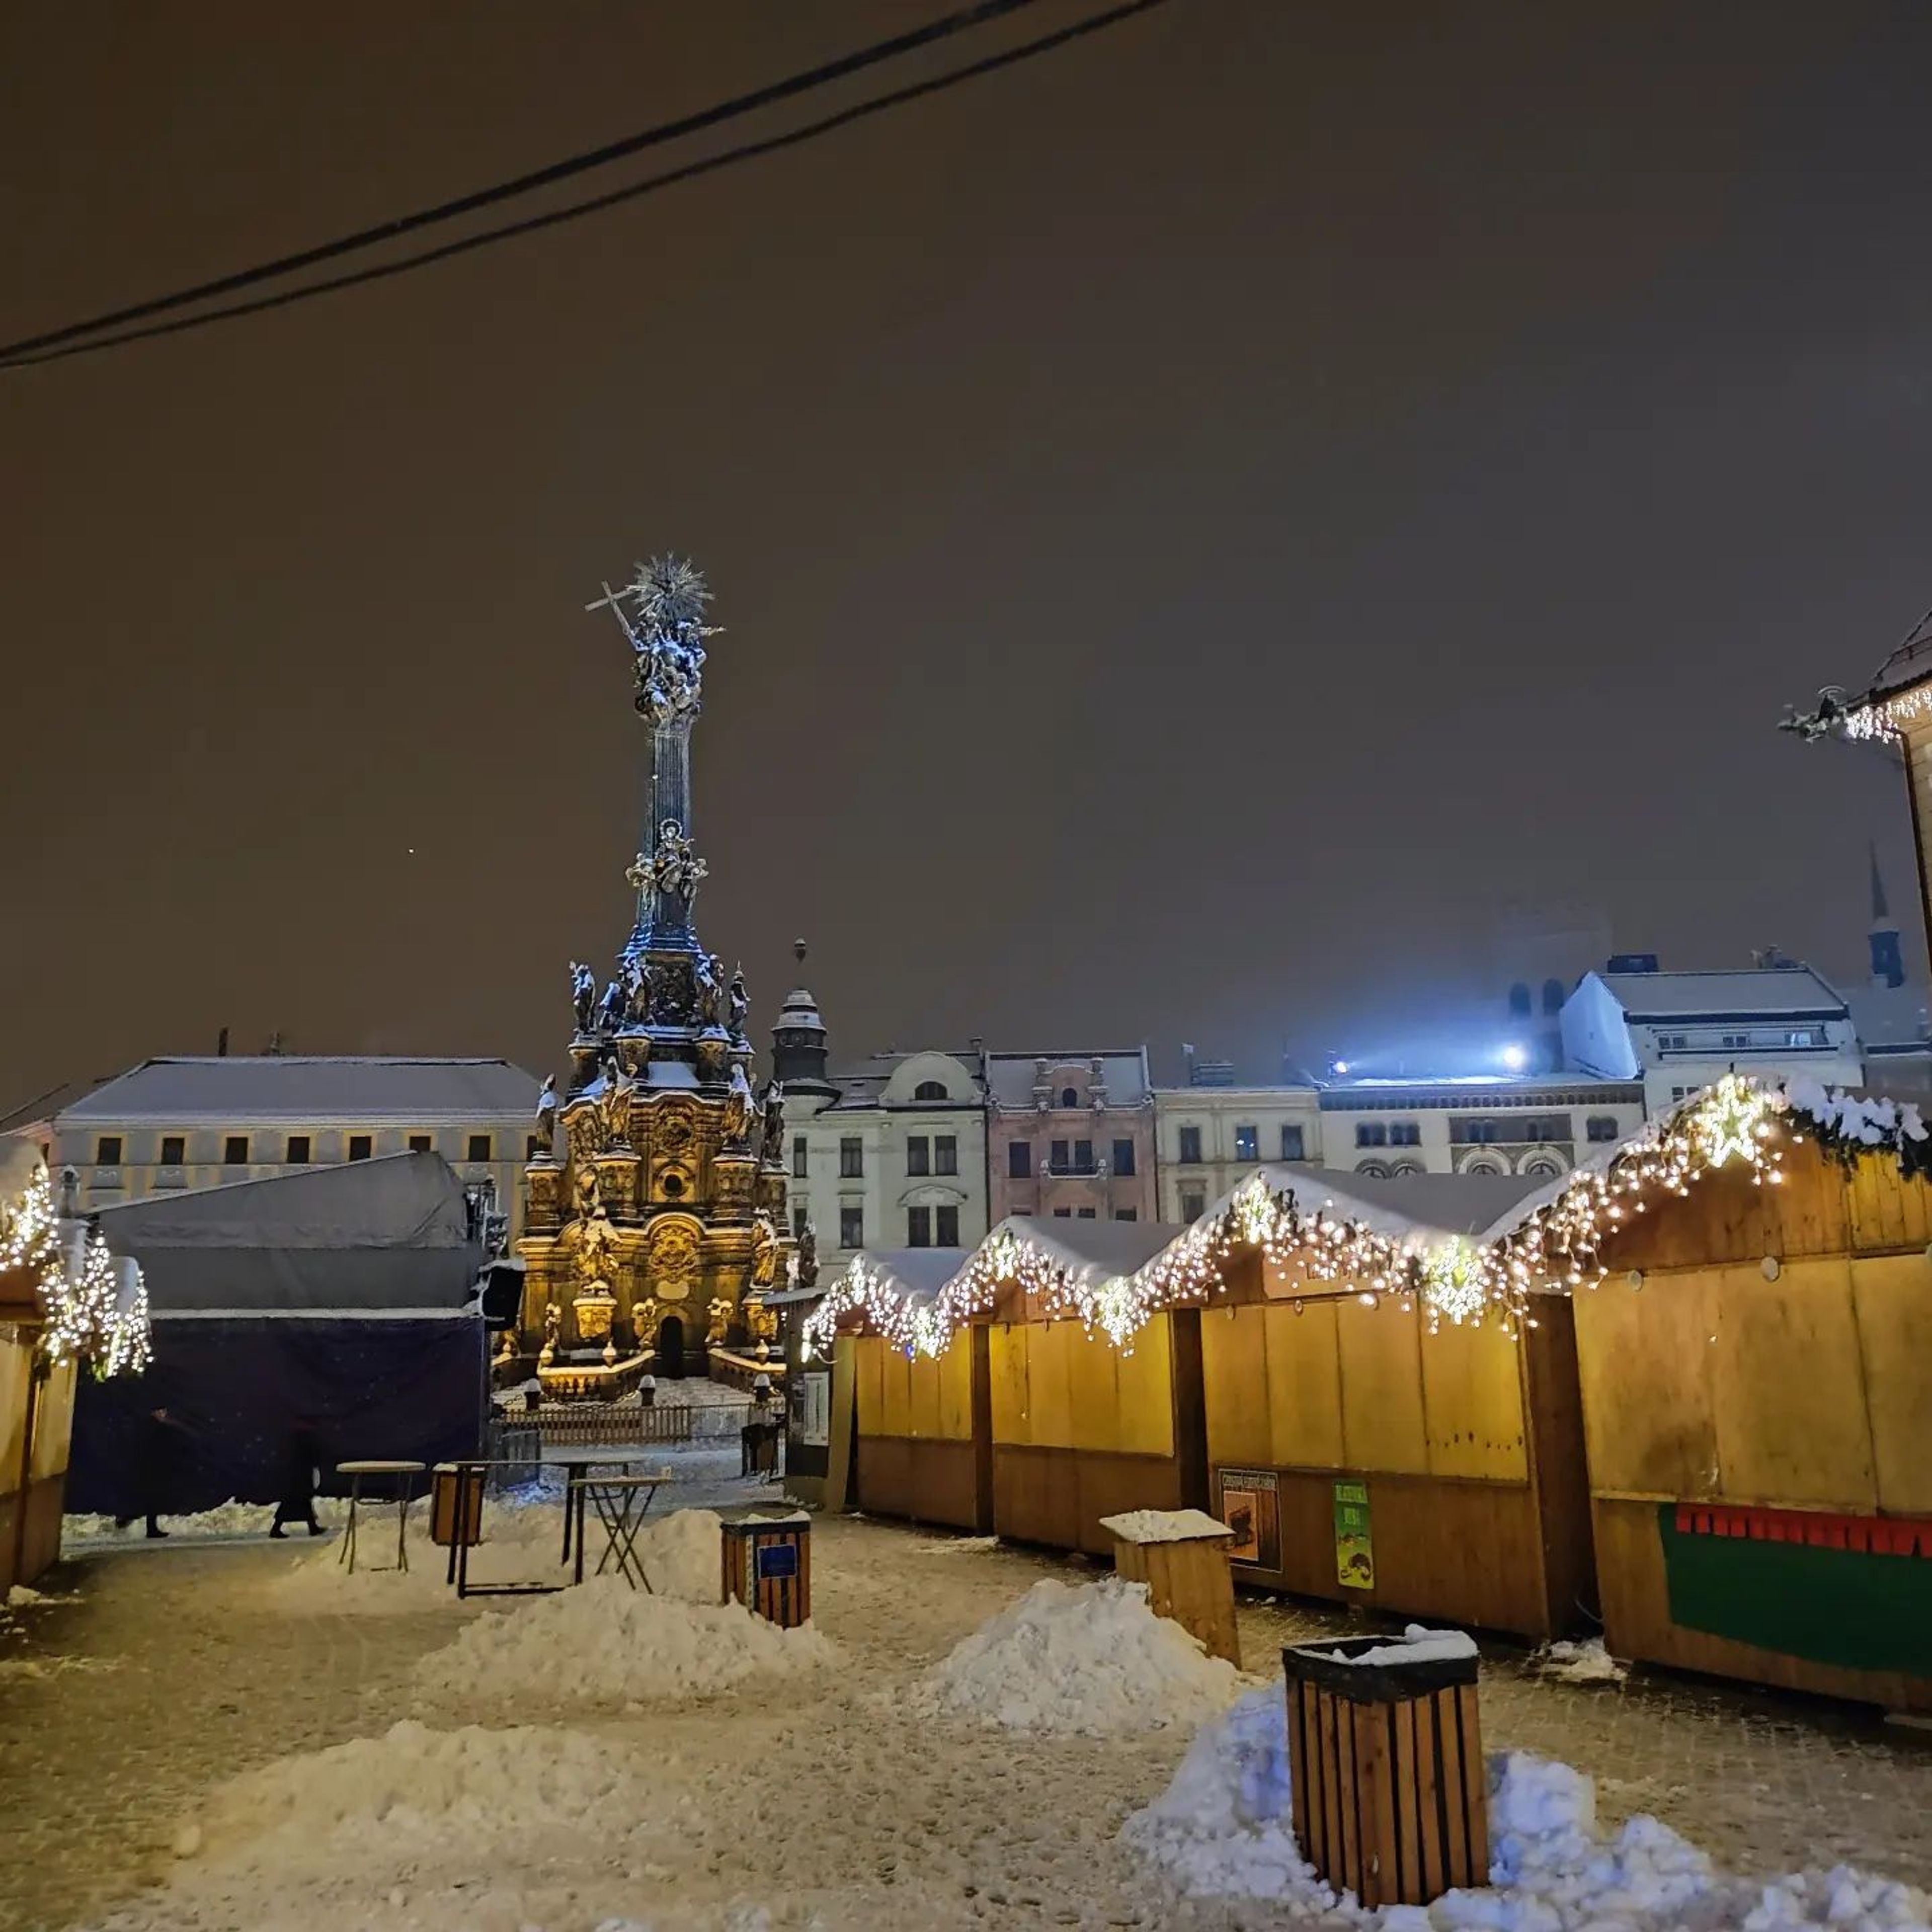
[985,1050,1157,1225]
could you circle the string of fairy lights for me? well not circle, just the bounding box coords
[804,1075,1824,1359]
[0,1161,152,1376]
[1843,685,1932,742]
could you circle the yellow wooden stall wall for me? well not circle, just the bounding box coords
[988,1317,1174,1457]
[29,1360,75,1482]
[1852,1252,1932,1516]
[1204,1299,1526,1481]
[852,1333,974,1441]
[0,1330,31,1500]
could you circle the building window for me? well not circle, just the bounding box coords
[839,1204,863,1248]
[1390,1161,1422,1178]
[936,1204,959,1246]
[1115,1207,1138,1221]
[409,1134,433,1155]
[907,1136,930,1177]
[1585,1115,1619,1143]
[1521,1155,1563,1178]
[1177,1125,1202,1164]
[348,1135,372,1161]
[1179,1186,1206,1223]
[1050,1139,1070,1172]
[913,1080,948,1101]
[466,1134,493,1163]
[1234,1124,1258,1162]
[95,1135,122,1165]
[934,1135,957,1175]
[1059,1086,1079,1108]
[1077,1206,1096,1219]
[160,1135,186,1165]
[1789,1029,1820,1048]
[1508,982,1532,1018]
[1112,1138,1136,1177]
[792,1136,809,1179]
[1355,1122,1387,1148]
[907,1206,932,1247]
[1008,1141,1032,1179]
[1356,1159,1390,1179]
[1389,1121,1420,1147]
[285,1134,311,1164]
[222,1135,250,1166]
[793,1205,810,1238]
[1073,1138,1093,1173]
[840,1138,863,1178]
[1542,978,1565,1015]
[1053,1206,1072,1218]
[1279,1123,1305,1161]
[1658,1033,1687,1051]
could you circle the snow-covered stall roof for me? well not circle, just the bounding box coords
[91,1151,480,1315]
[1593,967,1846,1022]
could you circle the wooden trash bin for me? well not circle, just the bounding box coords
[1101,1508,1241,1667]
[429,1463,485,1549]
[719,1509,811,1627]
[1282,1630,1488,1909]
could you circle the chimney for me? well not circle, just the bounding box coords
[217,1026,229,1057]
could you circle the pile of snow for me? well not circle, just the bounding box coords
[66,1498,276,1545]
[1098,1507,1234,1543]
[414,1574,834,1706]
[1784,1078,1928,1149]
[1312,1625,1479,1668]
[919,1576,1239,1735]
[1123,1698,1932,1932]
[634,1505,728,1601]
[1120,1683,1331,1903]
[1535,1636,1629,1685]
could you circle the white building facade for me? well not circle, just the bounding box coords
[54,1056,542,1238]
[1561,967,1863,1113]
[1153,1085,1323,1223]
[770,980,989,1260]
[1317,1076,1646,1180]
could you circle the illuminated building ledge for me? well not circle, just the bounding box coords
[803,1074,1931,1357]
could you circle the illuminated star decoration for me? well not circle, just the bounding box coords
[1692,1073,1779,1175]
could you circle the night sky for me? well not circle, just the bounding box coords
[5,1,1930,1110]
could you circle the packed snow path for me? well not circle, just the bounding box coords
[5,1501,1931,1930]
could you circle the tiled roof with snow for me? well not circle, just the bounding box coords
[1595,968,1847,1021]
[984,1051,1151,1108]
[59,1056,541,1123]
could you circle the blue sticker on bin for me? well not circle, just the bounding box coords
[757,1545,798,1580]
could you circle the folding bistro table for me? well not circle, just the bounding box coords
[335,1459,427,1575]
[570,1470,671,1589]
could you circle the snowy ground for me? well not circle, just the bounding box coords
[5,1470,1931,1932]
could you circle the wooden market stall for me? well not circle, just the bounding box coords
[1195,1168,1596,1642]
[1573,1124,1932,1712]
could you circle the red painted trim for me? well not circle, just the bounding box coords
[1674,1502,1931,1558]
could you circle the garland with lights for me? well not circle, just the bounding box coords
[0,1165,151,1377]
[807,1076,1930,1359]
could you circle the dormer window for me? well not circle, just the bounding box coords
[913,1080,947,1101]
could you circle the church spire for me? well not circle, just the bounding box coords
[1870,842,1905,990]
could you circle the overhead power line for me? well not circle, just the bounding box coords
[0,0,1043,365]
[2,0,1170,374]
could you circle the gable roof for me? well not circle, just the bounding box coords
[1592,968,1847,1023]
[57,1056,541,1124]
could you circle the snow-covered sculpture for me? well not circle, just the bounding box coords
[533,1075,558,1161]
[570,961,597,1034]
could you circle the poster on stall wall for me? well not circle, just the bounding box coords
[1215,1467,1280,1571]
[796,1370,830,1448]
[1334,1479,1375,1589]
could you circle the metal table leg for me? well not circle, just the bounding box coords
[338,1477,362,1572]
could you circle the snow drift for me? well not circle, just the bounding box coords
[919,1575,1240,1735]
[1122,1688,1932,1931]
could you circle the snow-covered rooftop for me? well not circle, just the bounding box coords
[990,1213,1184,1280]
[59,1056,542,1123]
[1595,967,1847,1021]
[984,1051,1151,1109]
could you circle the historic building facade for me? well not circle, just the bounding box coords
[985,1049,1156,1224]
[514,558,792,1389]
[776,977,989,1260]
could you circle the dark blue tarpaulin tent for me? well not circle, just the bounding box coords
[69,1153,486,1515]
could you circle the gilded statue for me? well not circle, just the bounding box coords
[626,954,658,1027]
[599,1053,634,1149]
[750,1211,780,1290]
[572,1160,601,1220]
[797,1220,819,1287]
[705,1296,734,1346]
[722,1062,755,1146]
[574,1204,616,1290]
[532,1075,558,1162]
[540,1300,561,1363]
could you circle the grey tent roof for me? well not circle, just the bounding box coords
[59,1056,540,1123]
[92,1152,480,1314]
[989,1214,1188,1278]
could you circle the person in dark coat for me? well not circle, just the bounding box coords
[270,1417,326,1538]
[113,1406,190,1538]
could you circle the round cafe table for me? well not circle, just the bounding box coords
[335,1459,427,1575]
